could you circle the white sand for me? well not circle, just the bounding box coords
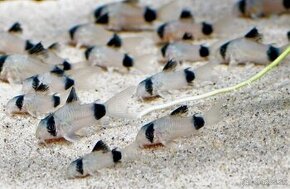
[0,0,289,188]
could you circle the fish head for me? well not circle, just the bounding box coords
[67,158,87,178]
[6,95,25,114]
[136,78,154,99]
[233,0,246,17]
[22,76,35,93]
[36,114,58,142]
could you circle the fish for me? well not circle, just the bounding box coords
[36,87,106,143]
[156,20,213,43]
[233,0,290,18]
[85,45,157,73]
[0,22,34,54]
[161,42,210,62]
[6,93,63,118]
[136,59,215,99]
[67,140,134,178]
[135,105,206,147]
[210,27,281,65]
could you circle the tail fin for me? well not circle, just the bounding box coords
[134,54,159,73]
[203,100,223,126]
[194,63,218,83]
[104,86,138,119]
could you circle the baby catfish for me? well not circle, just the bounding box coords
[6,93,63,118]
[161,42,210,62]
[135,105,209,147]
[67,140,134,178]
[36,87,106,143]
[211,27,281,65]
[233,0,290,18]
[136,60,214,99]
[0,22,34,54]
[85,45,157,73]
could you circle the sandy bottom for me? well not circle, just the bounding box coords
[0,0,289,188]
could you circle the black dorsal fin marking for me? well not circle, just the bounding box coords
[220,41,230,60]
[31,75,49,92]
[107,33,122,48]
[62,61,71,71]
[94,5,105,20]
[25,40,35,51]
[111,148,122,163]
[36,83,49,92]
[244,27,262,42]
[85,46,95,60]
[180,9,193,20]
[74,158,84,175]
[283,0,290,9]
[122,54,134,68]
[66,87,78,103]
[163,59,178,72]
[238,0,246,15]
[8,22,22,33]
[143,78,153,95]
[199,45,210,57]
[50,66,64,76]
[170,105,188,116]
[193,114,205,130]
[96,13,109,24]
[92,140,110,153]
[28,42,47,55]
[144,7,157,23]
[182,32,193,40]
[68,25,81,40]
[52,94,60,108]
[48,42,60,51]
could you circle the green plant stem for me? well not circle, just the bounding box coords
[137,45,290,118]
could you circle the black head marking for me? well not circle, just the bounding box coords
[122,54,134,68]
[94,5,105,19]
[46,115,57,136]
[50,66,64,76]
[219,42,230,59]
[25,40,35,50]
[201,22,213,35]
[62,61,71,71]
[184,68,195,83]
[0,55,8,73]
[96,13,109,24]
[8,22,22,33]
[182,32,193,40]
[180,9,193,19]
[75,158,84,175]
[107,33,122,48]
[15,95,24,110]
[287,31,290,41]
[193,114,205,130]
[52,95,60,108]
[238,0,246,14]
[92,140,110,153]
[64,77,75,90]
[157,24,166,39]
[68,25,81,40]
[111,148,122,163]
[144,7,157,23]
[283,0,290,9]
[144,78,153,95]
[161,43,169,57]
[93,103,106,120]
[199,45,209,57]
[85,46,95,60]
[267,46,280,61]
[144,122,154,143]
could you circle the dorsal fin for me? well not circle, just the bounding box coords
[50,66,64,76]
[48,42,60,52]
[163,59,178,72]
[8,22,22,34]
[66,87,79,104]
[28,42,48,56]
[170,105,188,116]
[244,27,262,42]
[92,140,110,153]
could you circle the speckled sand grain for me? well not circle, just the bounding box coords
[0,0,289,188]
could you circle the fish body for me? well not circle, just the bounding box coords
[36,88,106,142]
[234,0,290,18]
[6,93,62,117]
[161,42,210,62]
[212,28,280,65]
[135,106,205,147]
